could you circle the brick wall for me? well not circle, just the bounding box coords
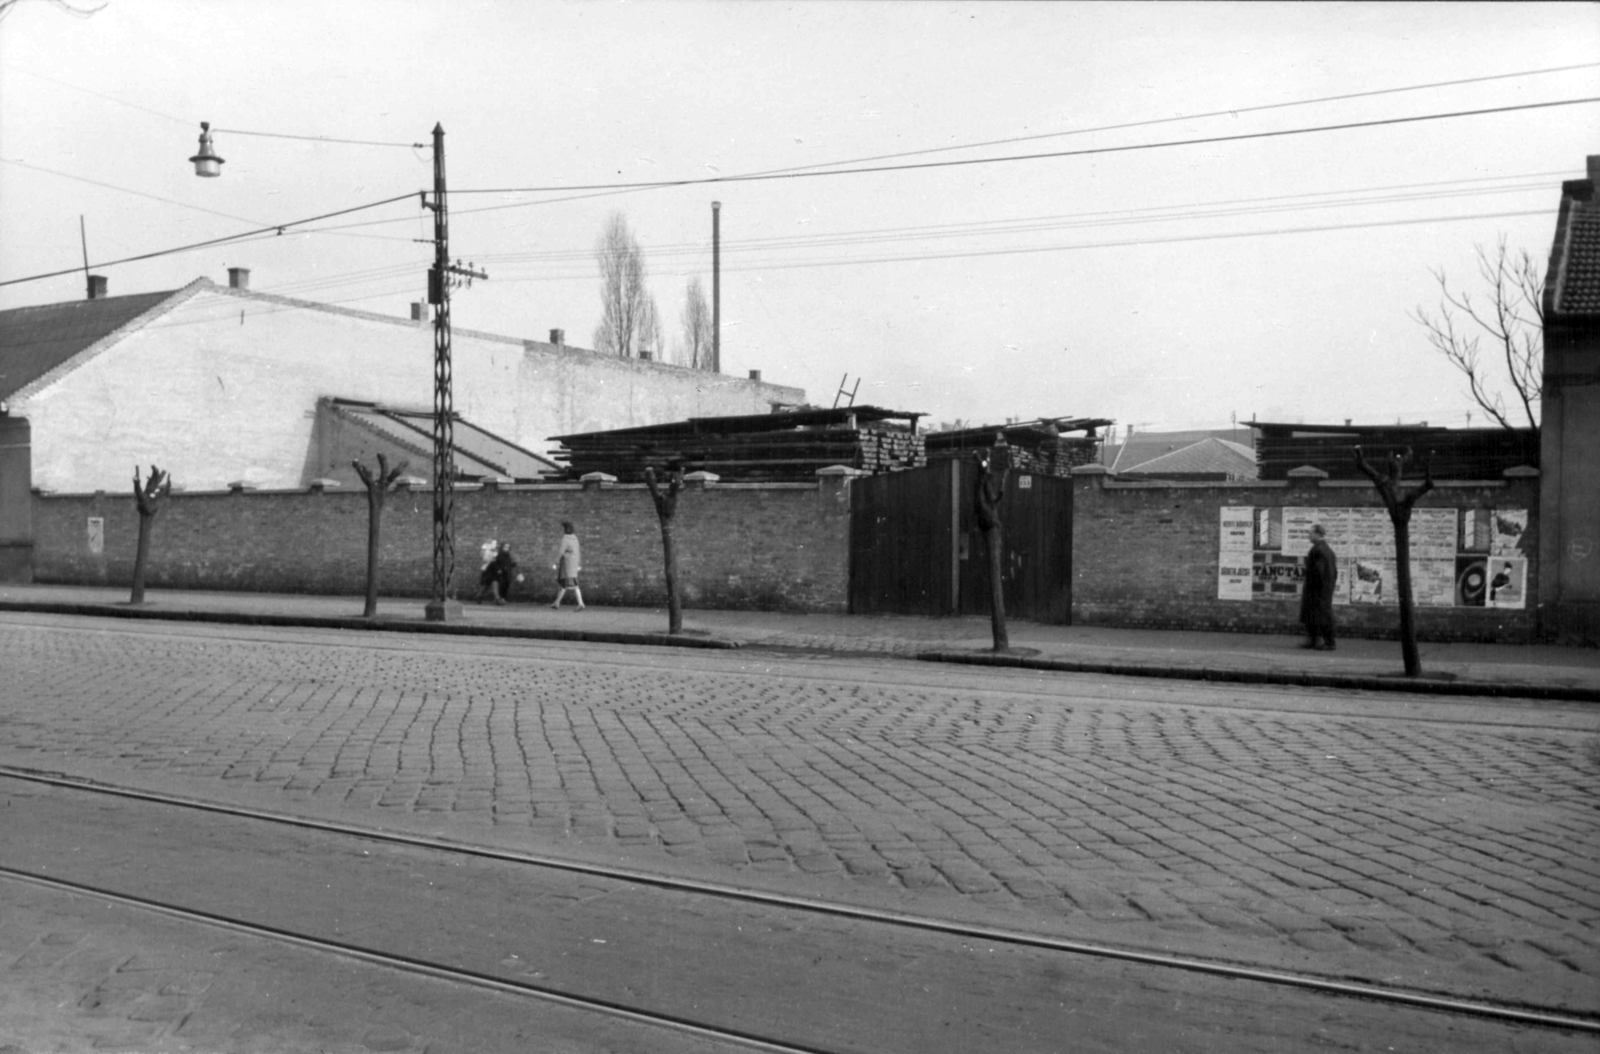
[31,476,852,613]
[1071,471,1542,642]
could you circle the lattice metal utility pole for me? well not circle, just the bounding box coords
[422,123,486,621]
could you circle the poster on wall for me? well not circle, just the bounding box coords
[1348,557,1391,605]
[1219,505,1524,610]
[1491,509,1529,556]
[1487,557,1528,609]
[1217,507,1255,600]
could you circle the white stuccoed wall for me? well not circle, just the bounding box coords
[19,282,804,492]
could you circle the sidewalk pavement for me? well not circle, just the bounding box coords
[2,583,1597,702]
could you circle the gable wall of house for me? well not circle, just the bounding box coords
[13,285,803,494]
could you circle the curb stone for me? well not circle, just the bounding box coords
[915,648,1600,703]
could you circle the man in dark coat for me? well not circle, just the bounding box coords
[1299,524,1338,650]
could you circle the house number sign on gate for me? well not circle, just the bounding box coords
[1018,475,1032,489]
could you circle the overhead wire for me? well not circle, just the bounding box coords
[211,172,1569,302]
[2,86,1590,290]
[731,61,1600,176]
[447,96,1600,196]
[0,192,421,288]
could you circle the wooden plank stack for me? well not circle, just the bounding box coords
[548,409,929,482]
[1253,424,1538,480]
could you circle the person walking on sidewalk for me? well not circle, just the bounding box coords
[549,521,585,610]
[1299,523,1338,650]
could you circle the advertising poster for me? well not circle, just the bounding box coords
[1220,505,1518,609]
[1455,556,1489,606]
[1252,551,1303,598]
[1348,557,1391,605]
[86,517,104,556]
[1218,507,1255,600]
[1491,510,1529,556]
[1486,557,1528,609]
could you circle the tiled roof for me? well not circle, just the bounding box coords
[1118,437,1259,479]
[1553,197,1600,316]
[1104,428,1254,472]
[0,291,178,402]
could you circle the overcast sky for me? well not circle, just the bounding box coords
[2,1,1595,434]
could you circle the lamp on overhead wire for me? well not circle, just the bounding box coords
[188,121,486,621]
[188,122,224,177]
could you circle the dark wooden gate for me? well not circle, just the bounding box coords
[849,460,1072,622]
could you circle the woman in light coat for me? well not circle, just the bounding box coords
[549,521,585,610]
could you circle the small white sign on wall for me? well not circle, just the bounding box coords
[87,517,104,555]
[1018,475,1032,489]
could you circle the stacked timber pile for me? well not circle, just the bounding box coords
[923,417,1112,477]
[549,406,926,483]
[1253,423,1538,480]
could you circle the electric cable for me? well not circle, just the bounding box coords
[450,97,1600,195]
[0,192,421,288]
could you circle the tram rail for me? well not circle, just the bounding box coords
[3,764,1595,1037]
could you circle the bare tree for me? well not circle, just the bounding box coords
[974,438,1011,652]
[130,464,171,604]
[1411,237,1542,437]
[592,212,659,359]
[1354,446,1435,678]
[352,454,409,618]
[643,465,686,634]
[678,276,714,370]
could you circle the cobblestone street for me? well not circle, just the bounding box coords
[3,614,1598,1015]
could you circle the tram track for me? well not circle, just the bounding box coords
[4,764,1595,1038]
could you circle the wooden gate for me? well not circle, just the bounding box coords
[849,460,1072,622]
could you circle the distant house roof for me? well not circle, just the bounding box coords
[0,288,185,403]
[326,398,560,480]
[1118,437,1258,479]
[1545,157,1600,319]
[1104,428,1255,473]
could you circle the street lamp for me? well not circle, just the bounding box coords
[190,122,484,620]
[188,122,224,177]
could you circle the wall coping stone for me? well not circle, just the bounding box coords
[1103,479,1290,490]
[581,472,618,491]
[1070,464,1110,476]
[227,480,259,492]
[1318,478,1509,489]
[395,476,429,489]
[1287,465,1329,479]
[306,478,340,491]
[815,465,868,477]
[1504,465,1541,478]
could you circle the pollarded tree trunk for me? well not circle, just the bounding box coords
[1355,446,1435,677]
[130,465,171,605]
[974,440,1011,652]
[644,465,685,634]
[353,454,410,618]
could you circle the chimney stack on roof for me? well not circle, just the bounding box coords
[227,267,250,290]
[410,302,426,322]
[549,328,565,347]
[86,275,107,300]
